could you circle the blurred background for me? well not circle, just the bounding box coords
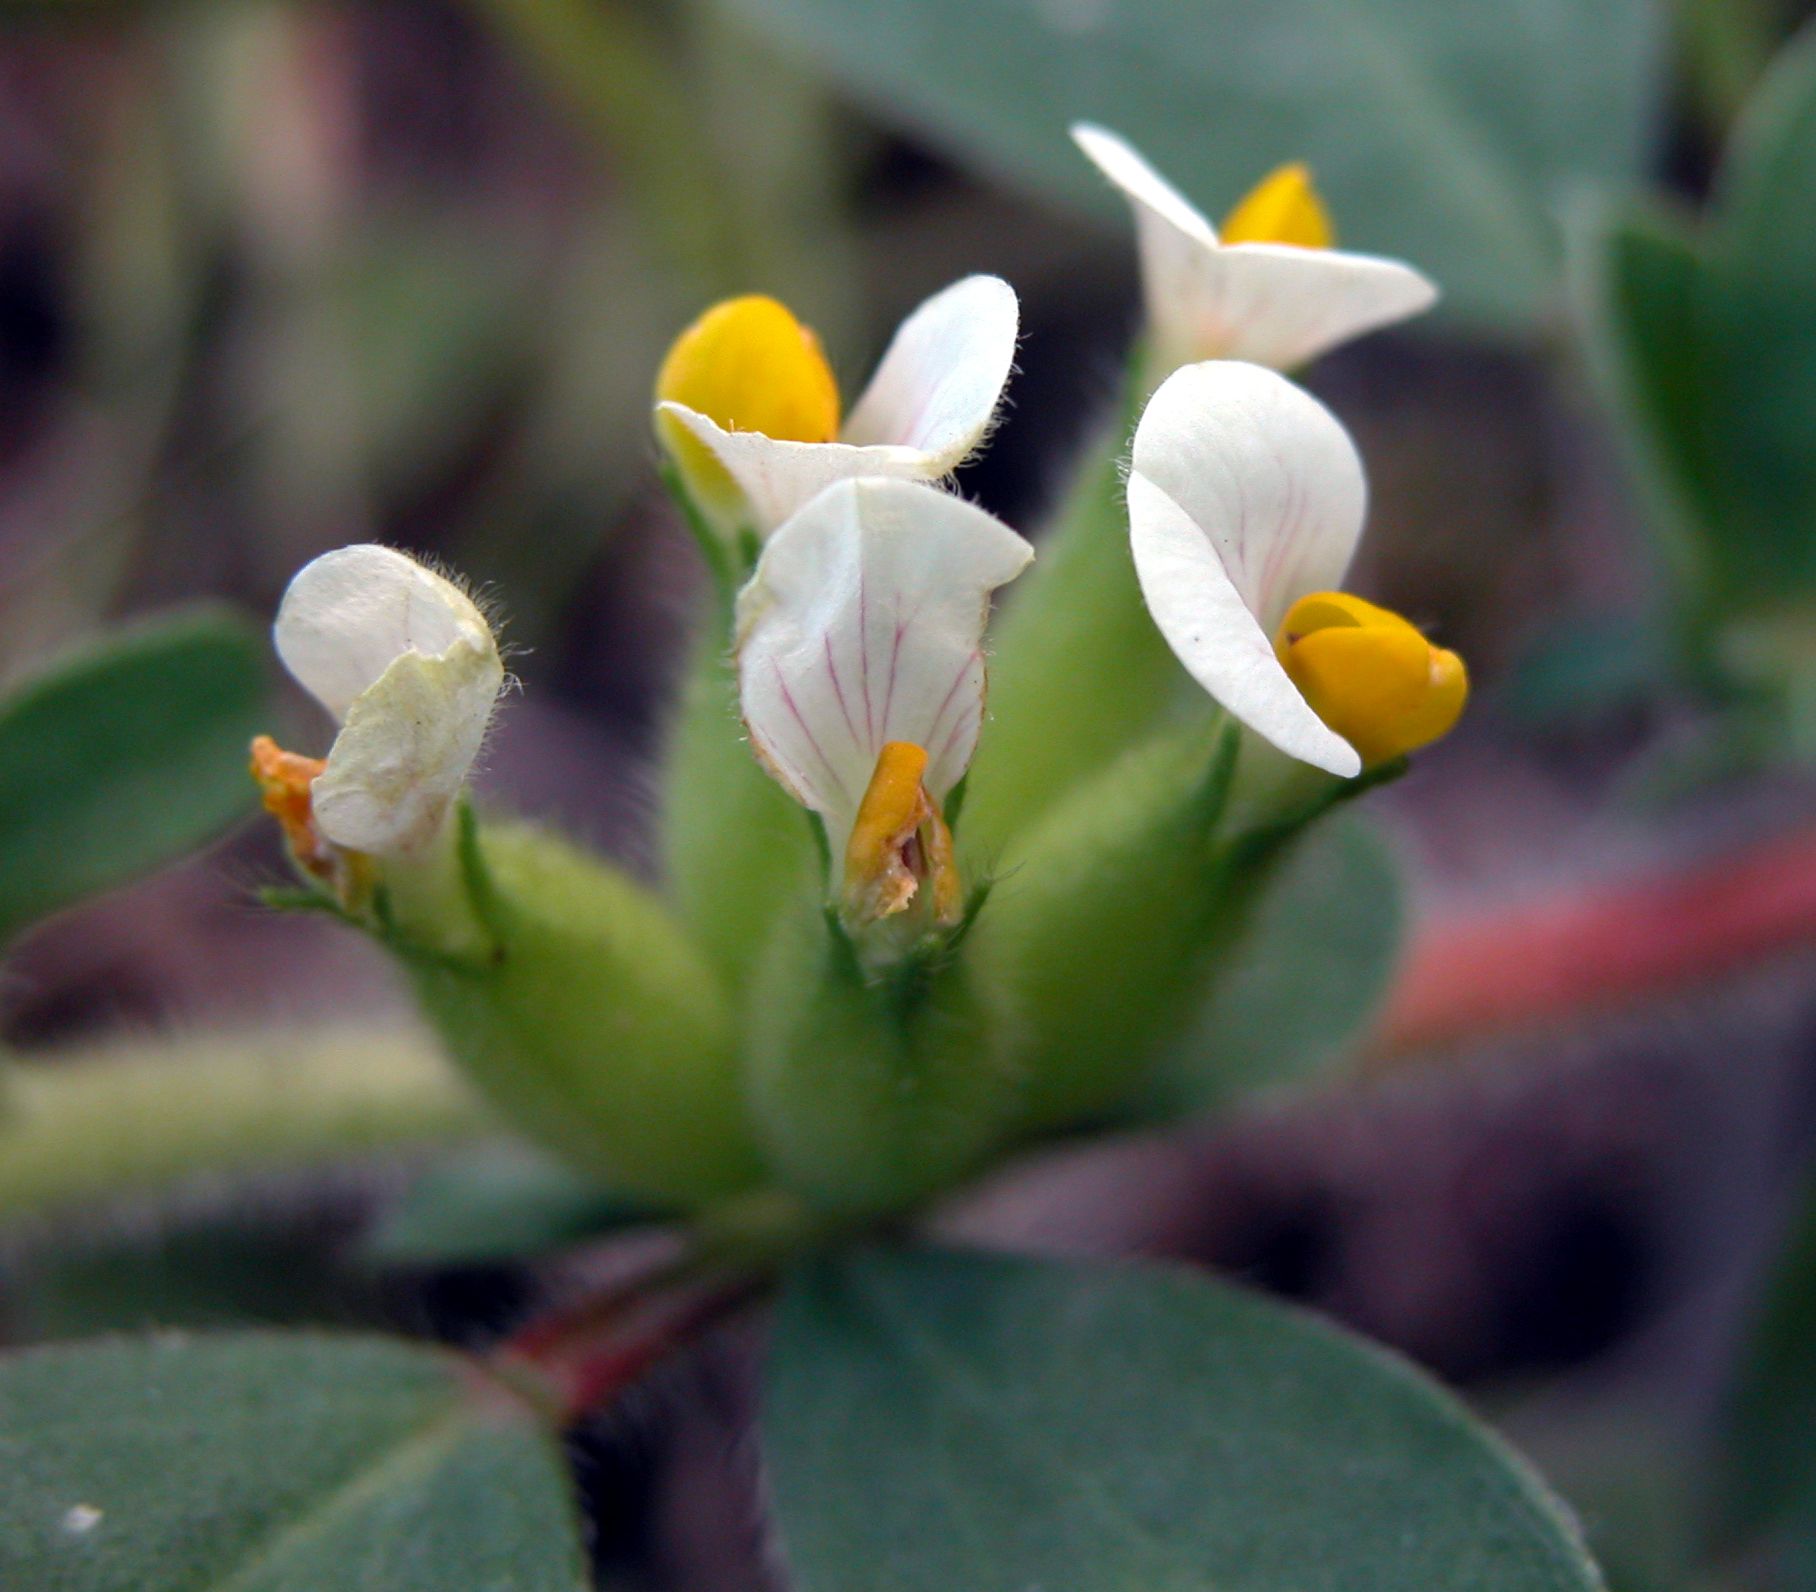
[0,0,1813,1586]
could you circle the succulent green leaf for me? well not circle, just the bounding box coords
[765,1245,1607,1592]
[0,1332,588,1591]
[0,609,268,946]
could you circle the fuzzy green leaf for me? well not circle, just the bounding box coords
[765,1246,1605,1592]
[0,609,268,946]
[0,1332,587,1591]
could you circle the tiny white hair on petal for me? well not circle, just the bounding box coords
[655,276,1019,536]
[275,544,494,720]
[841,274,1020,467]
[1071,123,1438,372]
[1129,361,1367,777]
[274,542,504,853]
[735,477,1033,855]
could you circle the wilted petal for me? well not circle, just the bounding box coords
[275,544,494,720]
[273,543,503,852]
[1129,361,1367,777]
[736,477,1033,855]
[841,274,1020,467]
[312,642,503,853]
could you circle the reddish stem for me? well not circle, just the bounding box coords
[497,1268,763,1423]
[1368,822,1816,1060]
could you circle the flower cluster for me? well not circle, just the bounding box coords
[251,127,1467,1216]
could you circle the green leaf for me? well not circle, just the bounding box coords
[0,608,268,945]
[0,1332,588,1591]
[1575,25,1816,623]
[719,0,1663,332]
[366,1140,665,1266]
[1139,808,1405,1117]
[766,1246,1605,1592]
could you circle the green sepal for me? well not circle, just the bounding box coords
[968,719,1245,1134]
[960,365,1185,853]
[659,617,817,991]
[387,818,763,1207]
[742,901,1017,1218]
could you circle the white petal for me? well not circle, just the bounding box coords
[658,403,934,534]
[312,641,504,853]
[1182,244,1438,371]
[274,544,494,721]
[735,478,1033,854]
[1072,124,1225,371]
[840,274,1019,467]
[1129,361,1367,777]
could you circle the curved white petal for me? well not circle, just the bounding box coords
[1073,124,1223,372]
[1185,244,1438,371]
[1072,124,1437,372]
[736,478,1033,855]
[1129,361,1367,777]
[275,544,494,720]
[312,642,504,853]
[659,402,933,534]
[840,274,1019,467]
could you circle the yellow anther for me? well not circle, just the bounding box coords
[1274,591,1467,767]
[654,295,842,518]
[842,741,962,928]
[1221,163,1334,249]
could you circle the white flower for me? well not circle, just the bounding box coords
[736,477,1033,923]
[1128,361,1466,778]
[657,275,1019,535]
[1072,124,1437,373]
[272,544,503,854]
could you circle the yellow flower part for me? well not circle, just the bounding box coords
[654,295,842,517]
[1274,591,1467,767]
[842,741,962,929]
[1220,162,1334,249]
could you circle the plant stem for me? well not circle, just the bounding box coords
[1366,821,1816,1061]
[0,1027,493,1221]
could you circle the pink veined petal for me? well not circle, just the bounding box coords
[736,477,1033,856]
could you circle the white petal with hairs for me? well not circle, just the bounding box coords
[275,543,503,852]
[658,275,1019,534]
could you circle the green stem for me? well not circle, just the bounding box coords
[0,1028,493,1221]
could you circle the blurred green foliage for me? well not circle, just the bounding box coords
[718,0,1664,331]
[0,610,266,946]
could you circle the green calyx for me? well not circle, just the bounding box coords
[742,901,1017,1218]
[371,811,763,1208]
[968,720,1245,1134]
